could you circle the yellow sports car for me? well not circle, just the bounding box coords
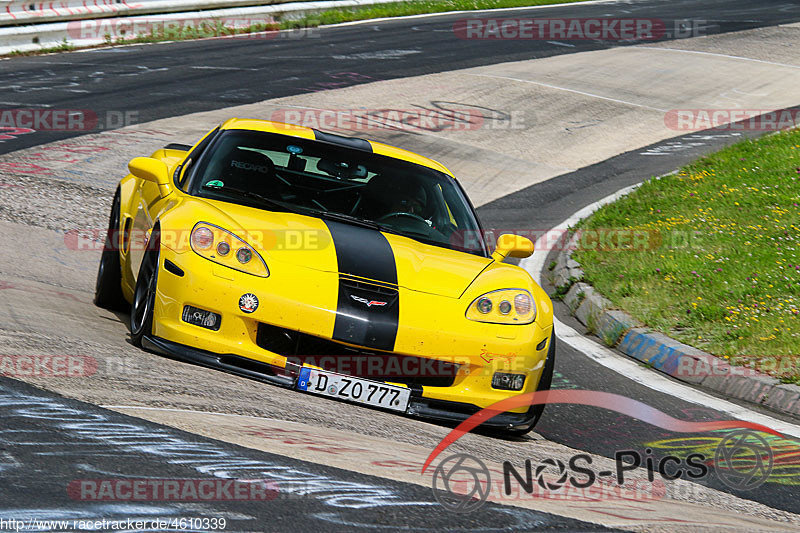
[94,118,555,434]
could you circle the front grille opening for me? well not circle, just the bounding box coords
[256,322,458,388]
[422,398,481,416]
[340,275,398,296]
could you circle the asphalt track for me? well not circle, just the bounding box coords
[1,377,616,532]
[2,0,800,154]
[2,0,800,530]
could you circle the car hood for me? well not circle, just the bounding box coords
[186,198,492,298]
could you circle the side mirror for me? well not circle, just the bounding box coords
[128,157,171,197]
[492,234,534,262]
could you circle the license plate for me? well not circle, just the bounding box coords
[296,368,410,412]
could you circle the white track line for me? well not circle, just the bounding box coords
[519,182,800,439]
[467,73,670,112]
[633,46,800,70]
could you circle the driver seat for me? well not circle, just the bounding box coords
[219,148,277,197]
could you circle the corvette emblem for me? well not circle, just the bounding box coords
[350,295,387,307]
[239,293,259,313]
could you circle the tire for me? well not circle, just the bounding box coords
[504,330,556,436]
[94,191,127,311]
[130,234,159,347]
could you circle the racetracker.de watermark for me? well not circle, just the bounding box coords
[456,228,665,252]
[672,354,800,380]
[0,355,97,378]
[65,227,715,253]
[0,109,138,131]
[664,109,800,131]
[68,479,278,501]
[0,517,227,532]
[453,18,706,40]
[67,16,318,40]
[269,108,526,132]
[65,228,332,252]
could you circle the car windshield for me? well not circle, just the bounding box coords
[188,129,488,256]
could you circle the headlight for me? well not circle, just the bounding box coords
[466,289,535,324]
[190,222,269,277]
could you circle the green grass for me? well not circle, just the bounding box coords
[574,129,800,381]
[100,20,282,45]
[284,0,587,27]
[7,39,74,56]
[3,0,589,56]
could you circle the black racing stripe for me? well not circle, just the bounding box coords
[325,220,399,351]
[324,220,397,284]
[313,130,373,153]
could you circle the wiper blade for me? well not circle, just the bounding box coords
[317,211,382,231]
[202,184,302,214]
[319,212,414,240]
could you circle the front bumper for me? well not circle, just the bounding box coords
[150,246,553,427]
[143,334,545,431]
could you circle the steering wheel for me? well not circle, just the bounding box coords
[376,212,429,225]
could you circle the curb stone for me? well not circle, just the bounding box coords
[548,234,800,421]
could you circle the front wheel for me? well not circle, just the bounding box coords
[504,330,556,436]
[94,190,126,311]
[130,240,158,347]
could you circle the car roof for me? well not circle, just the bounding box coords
[219,118,454,177]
